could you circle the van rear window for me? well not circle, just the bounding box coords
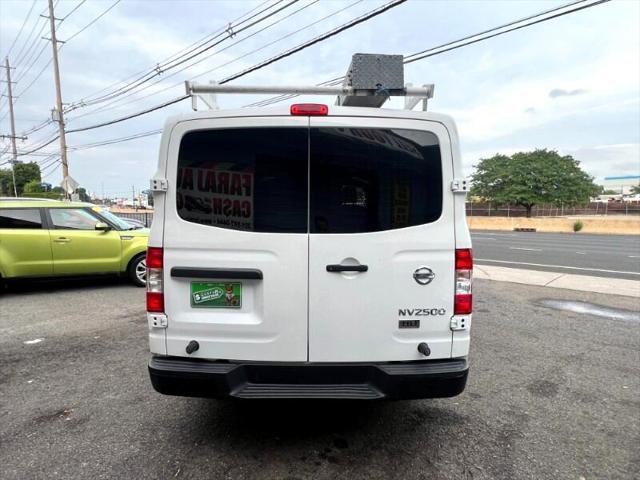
[176,126,442,234]
[310,128,442,233]
[176,128,308,233]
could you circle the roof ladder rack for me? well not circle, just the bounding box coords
[186,53,434,112]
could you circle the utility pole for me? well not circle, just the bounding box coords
[44,0,69,183]
[1,57,25,197]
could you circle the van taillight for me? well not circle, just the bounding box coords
[290,103,328,116]
[454,248,472,315]
[146,247,164,313]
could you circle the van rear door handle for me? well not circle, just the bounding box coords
[326,264,368,272]
[54,237,71,243]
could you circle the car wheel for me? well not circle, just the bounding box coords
[128,254,147,287]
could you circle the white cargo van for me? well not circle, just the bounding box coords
[146,94,472,399]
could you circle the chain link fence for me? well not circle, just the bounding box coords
[466,202,640,217]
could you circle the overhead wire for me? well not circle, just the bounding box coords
[11,1,55,71]
[15,0,609,156]
[63,0,121,43]
[63,0,406,134]
[14,0,122,135]
[68,129,162,151]
[62,0,87,21]
[250,0,606,107]
[18,0,284,136]
[65,0,300,110]
[65,0,275,107]
[66,0,332,121]
[3,0,39,59]
[12,17,48,71]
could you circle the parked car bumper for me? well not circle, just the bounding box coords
[148,356,468,400]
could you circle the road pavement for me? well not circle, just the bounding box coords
[1,279,638,479]
[472,230,640,279]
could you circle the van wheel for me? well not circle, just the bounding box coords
[128,254,147,287]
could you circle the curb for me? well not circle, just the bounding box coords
[474,264,640,298]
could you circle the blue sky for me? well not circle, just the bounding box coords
[1,0,638,198]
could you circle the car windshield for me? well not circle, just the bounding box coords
[93,207,138,230]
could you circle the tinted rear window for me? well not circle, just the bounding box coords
[0,208,42,229]
[177,128,308,233]
[310,128,442,233]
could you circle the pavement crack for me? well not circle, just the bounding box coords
[543,273,565,286]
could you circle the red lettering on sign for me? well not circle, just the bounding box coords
[217,172,229,194]
[182,168,194,190]
[229,173,242,196]
[222,198,232,216]
[241,201,251,217]
[212,197,222,215]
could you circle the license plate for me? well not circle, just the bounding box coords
[190,282,242,308]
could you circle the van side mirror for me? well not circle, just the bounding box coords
[95,222,111,231]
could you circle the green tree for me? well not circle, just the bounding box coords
[631,185,640,195]
[0,169,13,195]
[470,149,600,217]
[0,162,41,196]
[75,187,92,202]
[23,179,45,193]
[602,189,620,195]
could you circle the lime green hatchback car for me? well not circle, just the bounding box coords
[0,199,149,286]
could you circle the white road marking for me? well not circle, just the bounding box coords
[474,258,640,276]
[23,338,44,345]
[629,256,640,258]
[471,232,516,236]
[576,252,586,255]
[509,247,542,252]
[473,237,497,241]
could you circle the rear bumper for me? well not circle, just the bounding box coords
[148,356,468,400]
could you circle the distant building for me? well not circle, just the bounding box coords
[600,175,640,195]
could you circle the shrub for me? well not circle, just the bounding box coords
[573,220,583,233]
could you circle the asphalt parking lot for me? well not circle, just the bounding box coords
[1,279,638,480]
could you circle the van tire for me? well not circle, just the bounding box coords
[128,254,147,287]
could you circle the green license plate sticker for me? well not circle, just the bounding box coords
[190,282,242,308]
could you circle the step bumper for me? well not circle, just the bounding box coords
[148,356,469,400]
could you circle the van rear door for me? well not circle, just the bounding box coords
[307,117,455,362]
[162,117,309,361]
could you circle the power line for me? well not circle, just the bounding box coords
[62,0,87,21]
[65,0,329,122]
[63,0,406,134]
[14,0,121,135]
[17,0,607,155]
[16,135,59,157]
[42,160,61,179]
[68,129,162,150]
[224,0,406,84]
[66,96,188,134]
[19,0,288,136]
[404,0,607,64]
[66,0,301,111]
[13,42,48,84]
[63,0,121,43]
[65,0,274,108]
[3,0,38,59]
[251,0,608,108]
[12,17,48,71]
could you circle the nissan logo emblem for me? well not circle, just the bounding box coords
[413,267,435,285]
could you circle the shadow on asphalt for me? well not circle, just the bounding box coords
[184,398,466,443]
[2,275,135,294]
